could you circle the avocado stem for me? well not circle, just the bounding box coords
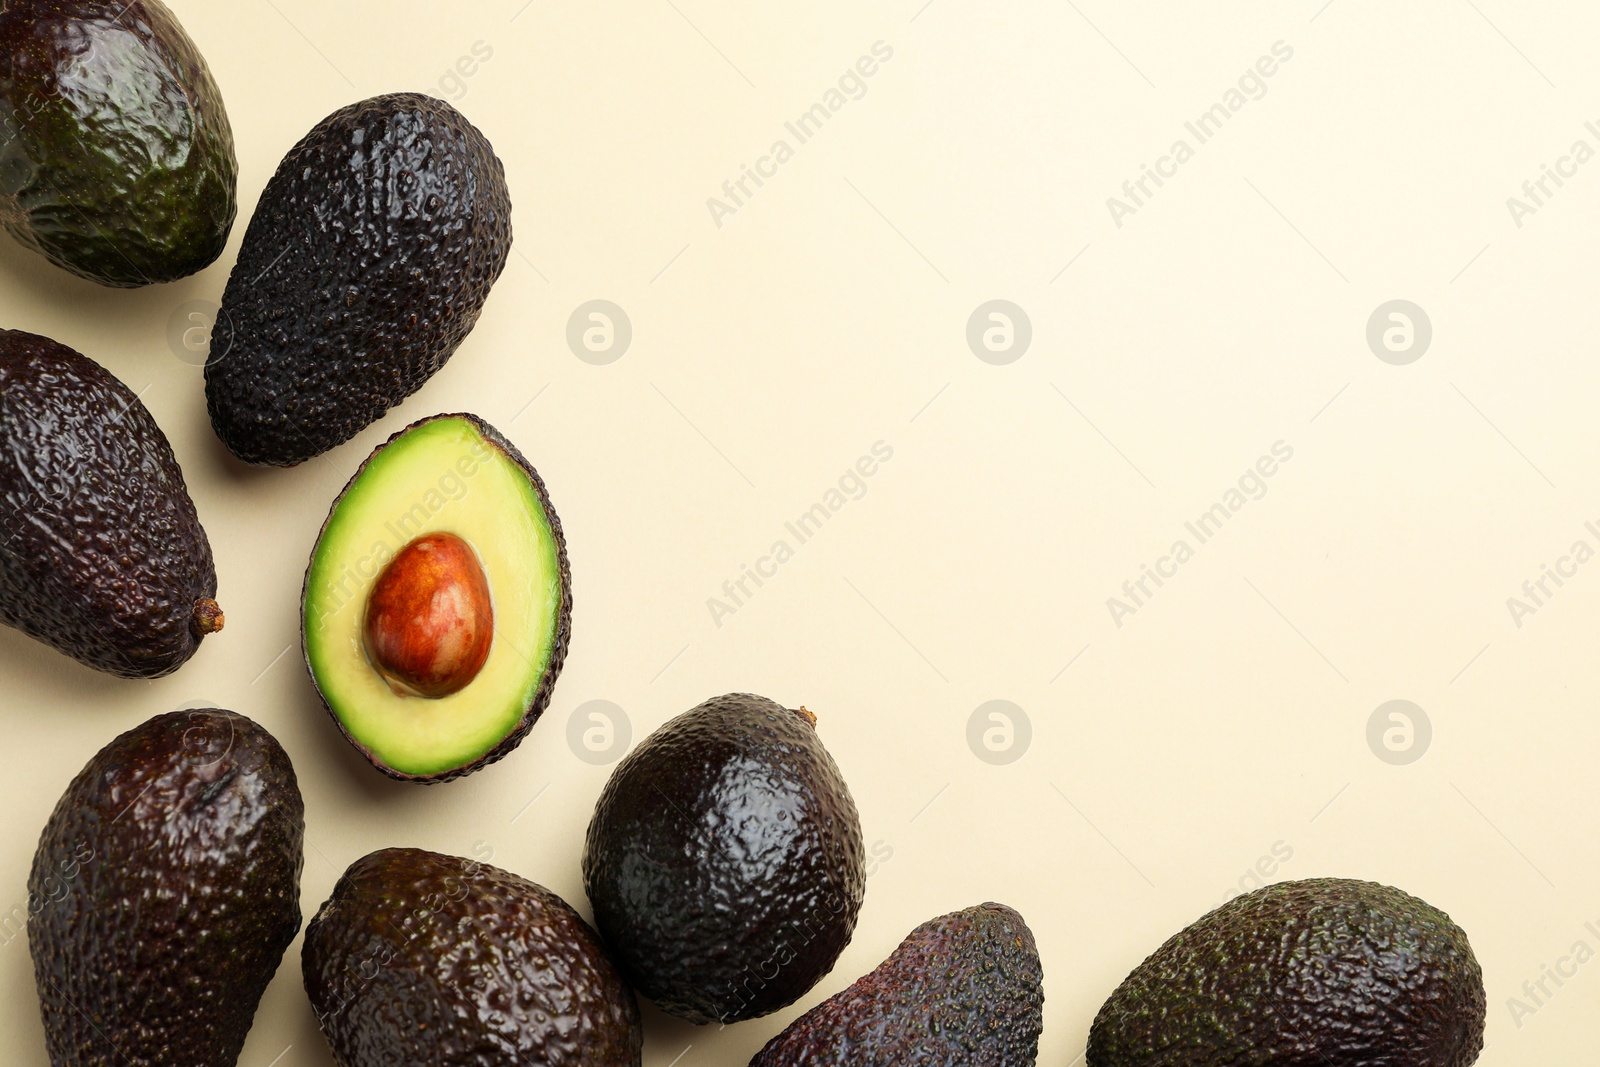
[191,598,225,637]
[795,706,817,727]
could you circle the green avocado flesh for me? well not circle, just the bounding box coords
[304,416,566,780]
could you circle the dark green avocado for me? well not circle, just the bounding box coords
[303,847,642,1066]
[301,413,570,783]
[0,329,223,678]
[205,92,511,467]
[1088,878,1486,1067]
[583,693,866,1024]
[0,0,236,286]
[751,902,1044,1067]
[29,709,304,1067]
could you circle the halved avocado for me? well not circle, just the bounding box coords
[302,414,570,783]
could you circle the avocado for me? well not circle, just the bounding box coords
[1088,877,1486,1067]
[0,0,235,286]
[0,329,222,678]
[205,92,511,466]
[29,709,303,1067]
[751,902,1044,1067]
[583,693,865,1024]
[303,847,642,1066]
[302,412,569,782]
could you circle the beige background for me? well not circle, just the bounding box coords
[2,0,1597,1062]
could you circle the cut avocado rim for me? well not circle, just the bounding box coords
[299,412,571,784]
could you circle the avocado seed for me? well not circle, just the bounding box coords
[363,533,493,698]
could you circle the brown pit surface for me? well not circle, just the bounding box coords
[362,532,494,699]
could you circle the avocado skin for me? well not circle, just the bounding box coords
[1087,878,1486,1067]
[583,693,866,1024]
[206,92,511,466]
[751,902,1044,1067]
[303,847,642,1067]
[300,412,571,783]
[0,0,236,286]
[0,329,220,678]
[29,709,304,1067]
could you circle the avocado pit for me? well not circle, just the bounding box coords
[362,533,493,698]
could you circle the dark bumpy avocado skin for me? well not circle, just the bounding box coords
[583,693,866,1024]
[751,903,1044,1067]
[206,93,511,466]
[29,710,304,1067]
[0,330,221,678]
[1088,878,1486,1067]
[0,0,236,286]
[303,848,642,1067]
[302,412,571,784]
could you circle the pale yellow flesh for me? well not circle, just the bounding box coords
[303,418,562,777]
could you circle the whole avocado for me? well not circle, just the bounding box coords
[205,92,511,466]
[751,903,1044,1067]
[303,847,642,1067]
[583,693,866,1024]
[0,329,222,677]
[1088,878,1486,1067]
[0,0,236,286]
[29,709,304,1067]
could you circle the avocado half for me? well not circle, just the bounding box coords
[302,413,569,783]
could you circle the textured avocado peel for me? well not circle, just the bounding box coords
[206,92,511,466]
[0,0,237,286]
[583,692,867,1024]
[1087,877,1486,1067]
[751,902,1045,1067]
[0,329,222,677]
[29,709,304,1067]
[303,847,643,1067]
